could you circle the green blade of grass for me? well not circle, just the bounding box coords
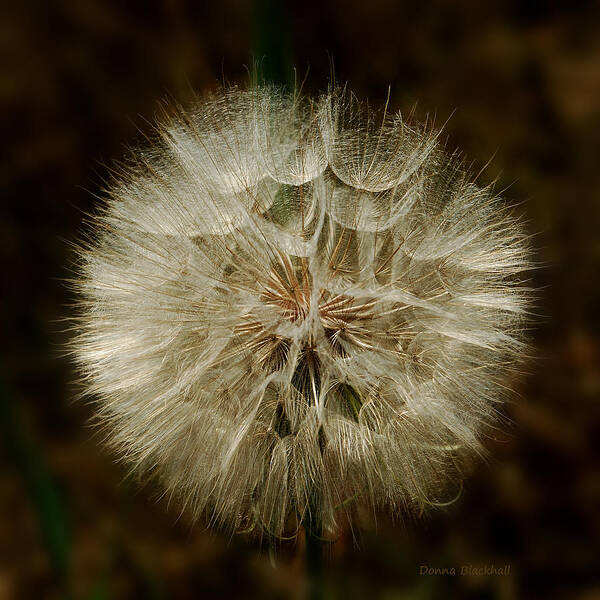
[0,376,70,589]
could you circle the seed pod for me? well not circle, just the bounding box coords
[72,86,532,538]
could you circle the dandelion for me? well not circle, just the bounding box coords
[72,85,531,540]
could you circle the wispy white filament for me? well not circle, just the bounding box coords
[73,86,531,538]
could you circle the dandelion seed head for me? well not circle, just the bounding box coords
[73,85,531,538]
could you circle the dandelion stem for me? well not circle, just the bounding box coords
[305,498,324,600]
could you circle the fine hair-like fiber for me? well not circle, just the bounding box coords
[71,85,532,539]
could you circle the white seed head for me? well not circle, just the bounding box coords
[72,86,531,538]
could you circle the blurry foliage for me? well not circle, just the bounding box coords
[1,0,599,598]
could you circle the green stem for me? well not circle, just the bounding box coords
[305,502,323,600]
[252,0,294,88]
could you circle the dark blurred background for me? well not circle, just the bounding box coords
[1,1,599,598]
